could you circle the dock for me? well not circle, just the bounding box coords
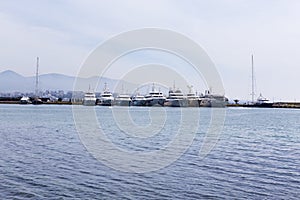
[227,102,300,109]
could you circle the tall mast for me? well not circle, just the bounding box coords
[251,54,255,103]
[35,57,39,97]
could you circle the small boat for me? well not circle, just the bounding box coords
[131,94,147,106]
[242,55,272,108]
[98,83,114,106]
[164,88,188,107]
[145,84,166,106]
[19,96,31,104]
[83,90,97,106]
[244,93,273,108]
[32,97,43,105]
[254,94,273,107]
[114,94,131,106]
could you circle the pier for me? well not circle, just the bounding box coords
[227,102,300,109]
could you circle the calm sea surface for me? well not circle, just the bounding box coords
[0,105,299,199]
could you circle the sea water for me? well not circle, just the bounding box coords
[0,105,299,199]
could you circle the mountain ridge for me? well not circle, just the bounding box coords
[0,70,134,93]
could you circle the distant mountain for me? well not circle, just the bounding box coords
[0,70,136,93]
[0,70,33,92]
[0,70,24,79]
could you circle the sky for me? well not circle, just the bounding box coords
[0,0,299,101]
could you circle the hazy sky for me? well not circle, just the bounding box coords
[0,0,299,101]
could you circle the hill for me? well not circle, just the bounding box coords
[0,70,133,93]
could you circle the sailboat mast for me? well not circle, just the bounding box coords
[35,57,39,97]
[251,54,255,103]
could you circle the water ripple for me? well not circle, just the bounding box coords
[0,105,300,199]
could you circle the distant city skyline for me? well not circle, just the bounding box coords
[0,1,300,101]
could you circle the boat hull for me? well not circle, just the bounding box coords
[98,99,113,106]
[145,98,165,106]
[114,100,131,106]
[131,100,146,106]
[20,100,31,104]
[200,98,227,107]
[32,98,43,105]
[187,99,200,107]
[83,100,96,106]
[242,103,273,108]
[164,99,188,107]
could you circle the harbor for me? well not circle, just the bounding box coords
[0,87,229,108]
[2,1,300,199]
[1,53,298,108]
[1,98,300,109]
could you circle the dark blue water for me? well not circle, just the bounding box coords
[0,105,299,199]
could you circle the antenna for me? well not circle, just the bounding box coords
[121,84,124,94]
[251,54,255,103]
[173,81,176,91]
[35,57,39,97]
[104,82,107,91]
[187,85,193,93]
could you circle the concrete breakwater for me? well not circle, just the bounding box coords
[227,102,300,109]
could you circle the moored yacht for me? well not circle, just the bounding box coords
[256,93,270,104]
[131,94,147,106]
[83,86,97,106]
[199,90,228,107]
[98,83,114,106]
[145,84,166,106]
[114,94,131,106]
[244,93,273,108]
[186,85,200,107]
[32,97,43,105]
[164,88,188,107]
[83,92,97,106]
[243,55,272,108]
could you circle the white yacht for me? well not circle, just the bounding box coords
[186,85,200,107]
[244,93,272,108]
[144,84,166,106]
[199,90,228,107]
[114,94,131,106]
[83,88,97,106]
[256,93,269,104]
[131,94,147,106]
[98,83,114,106]
[164,88,188,107]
